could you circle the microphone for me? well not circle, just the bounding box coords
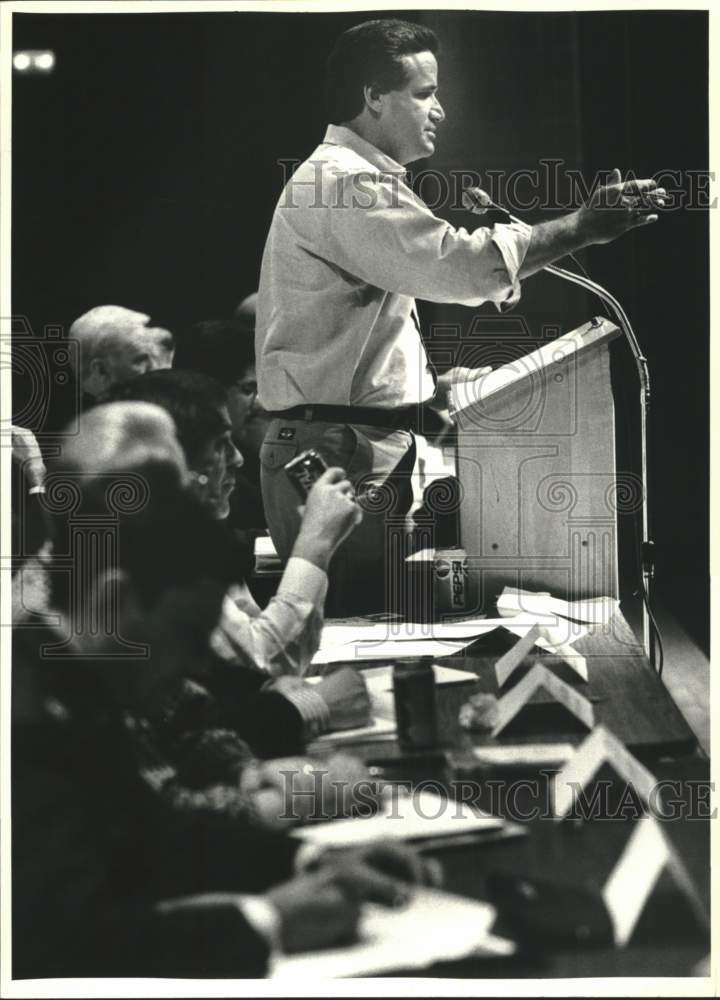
[462,187,530,232]
[461,186,495,215]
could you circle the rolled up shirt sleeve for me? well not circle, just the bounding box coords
[489,219,533,310]
[210,558,327,678]
[317,170,532,308]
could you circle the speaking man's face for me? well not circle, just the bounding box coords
[380,51,445,165]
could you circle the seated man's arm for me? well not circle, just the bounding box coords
[211,468,361,678]
[212,564,327,678]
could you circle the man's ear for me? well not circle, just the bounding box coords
[84,357,111,399]
[363,83,385,115]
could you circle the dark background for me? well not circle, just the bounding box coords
[11,10,709,650]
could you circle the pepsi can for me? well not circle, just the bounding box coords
[434,547,468,613]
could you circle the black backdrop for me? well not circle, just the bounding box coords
[11,10,709,649]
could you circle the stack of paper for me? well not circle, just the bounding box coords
[313,615,544,666]
[497,586,619,626]
[291,788,505,847]
[270,887,514,979]
[312,584,615,672]
[312,634,474,666]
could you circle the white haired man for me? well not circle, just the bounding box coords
[70,304,175,403]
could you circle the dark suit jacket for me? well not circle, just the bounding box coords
[12,629,300,980]
[156,647,307,762]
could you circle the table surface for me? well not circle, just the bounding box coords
[318,609,710,980]
[335,610,697,760]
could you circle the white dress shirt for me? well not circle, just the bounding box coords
[210,557,326,678]
[256,124,532,412]
[210,557,331,735]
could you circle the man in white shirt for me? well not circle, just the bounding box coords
[256,18,665,616]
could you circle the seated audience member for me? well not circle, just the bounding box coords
[173,314,267,530]
[106,372,371,747]
[233,292,270,466]
[13,403,370,818]
[13,404,430,977]
[69,304,175,405]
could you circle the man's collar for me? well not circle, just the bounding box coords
[323,124,406,176]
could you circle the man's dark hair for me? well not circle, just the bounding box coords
[107,369,228,468]
[173,319,255,389]
[325,18,439,124]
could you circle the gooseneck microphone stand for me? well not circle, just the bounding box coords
[467,191,656,666]
[543,262,655,668]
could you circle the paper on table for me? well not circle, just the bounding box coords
[473,743,576,767]
[497,586,619,626]
[319,622,404,648]
[317,614,576,654]
[292,786,506,847]
[308,715,397,749]
[503,618,589,648]
[292,788,504,848]
[269,887,514,979]
[312,637,472,665]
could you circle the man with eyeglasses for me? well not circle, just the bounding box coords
[174,315,269,530]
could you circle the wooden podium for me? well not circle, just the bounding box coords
[449,317,629,610]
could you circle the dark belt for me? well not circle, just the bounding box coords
[267,404,419,431]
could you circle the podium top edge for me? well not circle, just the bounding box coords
[448,317,621,417]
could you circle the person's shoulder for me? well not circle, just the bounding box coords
[283,142,384,197]
[321,141,380,176]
